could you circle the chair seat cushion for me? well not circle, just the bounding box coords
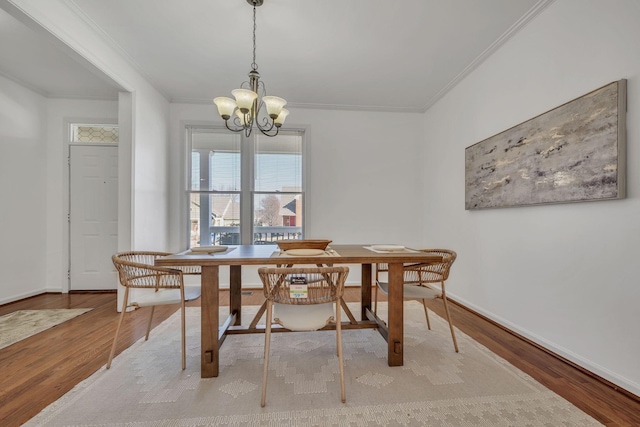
[377,281,441,300]
[184,285,202,301]
[131,285,201,307]
[274,302,334,331]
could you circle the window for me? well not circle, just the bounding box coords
[187,126,304,247]
[70,124,119,143]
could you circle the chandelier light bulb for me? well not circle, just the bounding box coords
[231,89,258,114]
[213,97,237,120]
[274,108,289,127]
[262,96,287,119]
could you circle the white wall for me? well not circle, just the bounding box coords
[422,0,640,396]
[0,75,47,303]
[168,104,425,286]
[131,91,171,251]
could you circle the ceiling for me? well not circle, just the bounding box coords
[0,4,123,100]
[0,0,547,112]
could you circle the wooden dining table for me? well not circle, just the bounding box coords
[156,244,442,378]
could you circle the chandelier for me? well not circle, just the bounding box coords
[213,0,289,137]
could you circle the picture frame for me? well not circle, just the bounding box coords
[465,80,627,210]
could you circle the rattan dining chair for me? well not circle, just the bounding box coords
[257,266,349,407]
[374,249,459,352]
[108,251,202,370]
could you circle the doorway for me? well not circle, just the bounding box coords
[69,143,118,290]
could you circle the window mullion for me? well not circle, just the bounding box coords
[198,150,211,246]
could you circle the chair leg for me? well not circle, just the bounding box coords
[145,306,155,341]
[261,300,273,407]
[336,314,339,357]
[441,284,459,353]
[107,288,130,369]
[181,299,186,370]
[421,299,431,330]
[336,300,346,403]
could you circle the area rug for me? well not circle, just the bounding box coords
[0,308,93,350]
[25,302,600,426]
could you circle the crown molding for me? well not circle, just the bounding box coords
[171,96,423,114]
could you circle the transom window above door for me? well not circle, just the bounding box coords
[70,124,119,143]
[186,126,305,247]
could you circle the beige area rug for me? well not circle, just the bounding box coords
[25,302,600,426]
[0,308,93,350]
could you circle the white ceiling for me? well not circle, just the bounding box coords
[0,0,548,112]
[0,4,122,99]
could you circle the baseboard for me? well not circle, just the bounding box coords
[69,290,117,294]
[446,294,640,403]
[0,289,48,306]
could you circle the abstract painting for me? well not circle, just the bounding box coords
[465,80,626,210]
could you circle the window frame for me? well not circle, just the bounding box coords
[185,124,307,247]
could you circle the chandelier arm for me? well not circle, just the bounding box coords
[224,119,245,133]
[256,115,276,132]
[257,125,280,137]
[257,80,266,97]
[245,110,255,128]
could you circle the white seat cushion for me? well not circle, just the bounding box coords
[131,285,201,307]
[377,281,440,300]
[274,302,334,331]
[184,285,202,301]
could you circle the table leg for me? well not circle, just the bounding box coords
[361,263,372,320]
[230,265,242,326]
[387,262,404,366]
[201,265,219,378]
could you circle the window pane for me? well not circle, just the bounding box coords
[255,133,302,192]
[71,124,118,143]
[190,129,241,191]
[253,193,303,244]
[190,193,241,246]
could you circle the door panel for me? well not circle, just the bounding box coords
[70,145,118,290]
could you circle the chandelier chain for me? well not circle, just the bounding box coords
[251,5,258,71]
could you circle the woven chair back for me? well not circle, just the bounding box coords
[258,266,349,306]
[112,251,182,290]
[403,249,457,284]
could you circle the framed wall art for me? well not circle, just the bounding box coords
[465,79,626,210]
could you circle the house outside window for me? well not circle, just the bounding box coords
[186,126,304,247]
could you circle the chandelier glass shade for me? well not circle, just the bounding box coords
[213,0,288,137]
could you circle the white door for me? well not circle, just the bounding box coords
[69,145,118,290]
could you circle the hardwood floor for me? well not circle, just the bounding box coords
[1,289,639,426]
